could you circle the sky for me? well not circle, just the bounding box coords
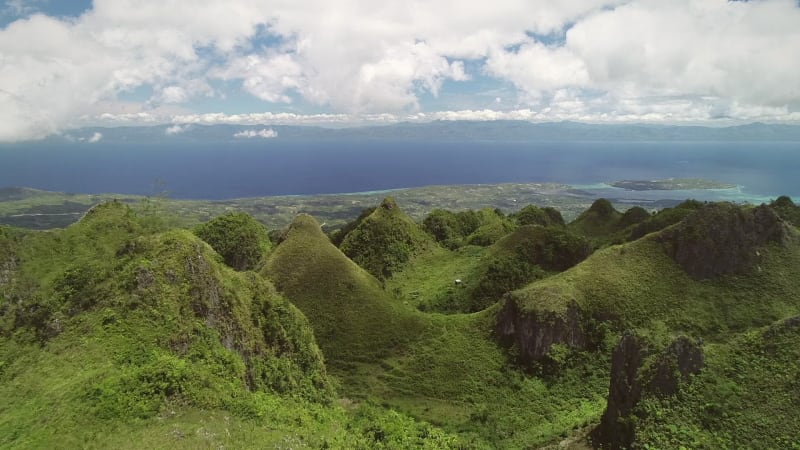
[1,0,800,142]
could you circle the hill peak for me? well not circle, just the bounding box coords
[288,213,325,236]
[340,199,435,280]
[587,198,616,217]
[658,203,790,279]
[379,196,399,210]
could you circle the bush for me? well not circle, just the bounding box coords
[513,205,565,227]
[194,212,271,271]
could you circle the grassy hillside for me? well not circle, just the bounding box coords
[264,212,611,448]
[0,203,467,449]
[193,211,271,271]
[264,213,430,364]
[635,316,800,448]
[3,196,800,449]
[509,229,800,339]
[388,224,590,314]
[339,197,437,280]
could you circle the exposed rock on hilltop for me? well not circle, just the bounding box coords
[591,334,704,449]
[659,203,789,279]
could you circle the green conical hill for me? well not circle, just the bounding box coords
[567,198,625,241]
[0,202,337,447]
[264,213,429,364]
[339,197,436,280]
[422,207,514,248]
[512,204,565,227]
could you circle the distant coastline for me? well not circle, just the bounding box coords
[609,178,737,191]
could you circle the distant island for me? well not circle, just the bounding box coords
[610,178,737,191]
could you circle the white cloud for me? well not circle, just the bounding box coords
[1,0,800,141]
[233,128,278,139]
[165,124,189,135]
[75,131,103,143]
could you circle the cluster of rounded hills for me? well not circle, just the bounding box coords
[1,194,799,448]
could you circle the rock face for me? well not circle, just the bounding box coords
[659,203,789,280]
[591,334,704,449]
[494,297,587,367]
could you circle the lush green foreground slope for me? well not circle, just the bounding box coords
[2,195,800,449]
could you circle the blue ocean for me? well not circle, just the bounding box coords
[0,140,798,201]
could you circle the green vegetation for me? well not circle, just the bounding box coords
[263,209,610,448]
[339,197,436,280]
[423,207,514,249]
[635,317,800,448]
[567,198,628,246]
[3,194,800,449]
[328,206,376,247]
[627,199,704,241]
[193,212,271,271]
[770,195,800,226]
[263,212,429,363]
[511,204,565,227]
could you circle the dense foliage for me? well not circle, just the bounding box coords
[422,207,513,248]
[512,204,565,227]
[339,197,435,280]
[193,212,271,271]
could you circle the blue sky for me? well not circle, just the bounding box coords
[1,0,799,141]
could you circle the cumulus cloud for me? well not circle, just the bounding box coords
[1,0,799,141]
[74,131,103,143]
[165,124,189,135]
[233,128,278,139]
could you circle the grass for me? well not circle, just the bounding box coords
[510,234,800,339]
[264,213,612,447]
[264,213,430,364]
[4,198,800,448]
[635,317,800,448]
[384,245,487,312]
[339,197,437,280]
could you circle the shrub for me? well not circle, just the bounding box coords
[194,212,271,271]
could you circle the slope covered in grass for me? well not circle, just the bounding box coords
[422,207,514,248]
[264,213,612,448]
[506,203,800,360]
[510,233,800,340]
[263,213,429,364]
[389,223,591,314]
[0,203,473,449]
[339,197,437,280]
[635,316,800,448]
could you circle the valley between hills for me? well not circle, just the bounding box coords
[1,188,800,448]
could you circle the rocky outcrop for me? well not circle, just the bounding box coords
[591,333,704,449]
[647,336,705,397]
[659,203,789,279]
[495,296,587,367]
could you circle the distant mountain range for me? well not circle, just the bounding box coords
[40,120,800,144]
